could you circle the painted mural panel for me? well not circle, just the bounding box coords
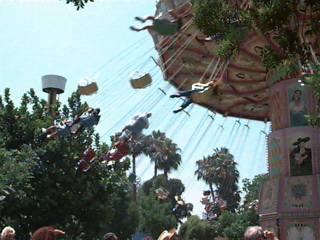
[288,84,308,127]
[282,219,317,240]
[269,86,285,131]
[268,135,282,178]
[287,127,313,176]
[258,178,279,214]
[283,176,314,210]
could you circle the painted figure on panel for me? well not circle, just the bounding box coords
[289,137,312,176]
[287,224,315,240]
[289,89,308,127]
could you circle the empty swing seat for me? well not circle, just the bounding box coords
[77,77,98,95]
[130,72,152,89]
[155,187,170,199]
[77,159,91,173]
[83,149,96,161]
[191,86,213,104]
[77,149,96,173]
[201,196,211,205]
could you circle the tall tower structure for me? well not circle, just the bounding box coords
[41,74,67,107]
[258,67,320,239]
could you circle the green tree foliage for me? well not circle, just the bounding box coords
[141,175,193,223]
[64,0,94,10]
[179,215,216,240]
[193,0,320,69]
[0,89,137,239]
[192,0,250,60]
[193,0,320,126]
[193,0,249,42]
[195,147,240,212]
[144,130,181,179]
[195,154,215,197]
[129,134,150,202]
[137,194,176,239]
[301,65,320,127]
[242,173,268,203]
[213,210,259,240]
[0,146,37,222]
[142,175,185,204]
[179,174,262,240]
[130,134,149,158]
[208,173,263,239]
[107,171,140,240]
[0,88,51,150]
[301,64,320,98]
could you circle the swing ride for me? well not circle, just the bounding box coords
[65,0,268,201]
[66,0,319,237]
[144,0,320,239]
[0,0,281,234]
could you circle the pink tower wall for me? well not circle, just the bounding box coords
[259,77,320,239]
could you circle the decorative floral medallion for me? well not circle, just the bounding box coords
[284,176,314,209]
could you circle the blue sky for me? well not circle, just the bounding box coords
[0,0,269,217]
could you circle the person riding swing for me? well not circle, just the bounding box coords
[130,3,193,36]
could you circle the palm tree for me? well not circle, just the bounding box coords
[195,155,215,198]
[213,148,240,211]
[212,148,239,189]
[195,147,240,212]
[129,133,149,202]
[156,138,181,181]
[145,130,181,181]
[144,130,165,177]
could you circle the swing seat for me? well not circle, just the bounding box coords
[191,86,213,104]
[77,159,91,173]
[201,196,210,205]
[155,187,169,199]
[130,73,152,89]
[83,149,96,161]
[78,82,98,95]
[78,77,98,95]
